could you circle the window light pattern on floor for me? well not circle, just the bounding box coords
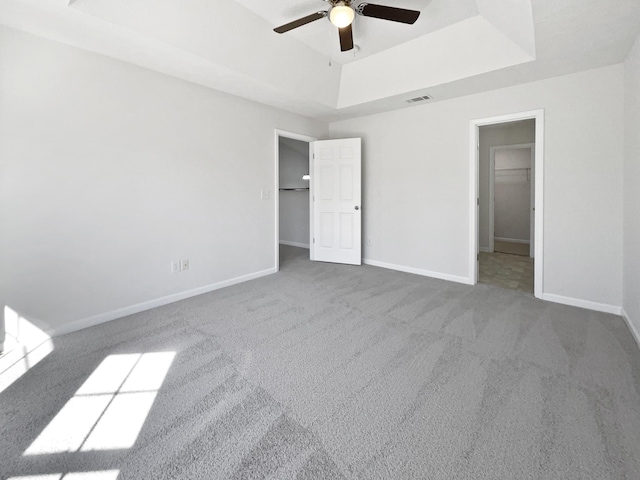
[24,352,175,455]
[0,306,54,394]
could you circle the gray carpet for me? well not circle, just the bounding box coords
[2,245,640,479]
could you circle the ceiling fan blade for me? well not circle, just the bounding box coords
[356,3,420,24]
[274,11,327,33]
[339,24,354,52]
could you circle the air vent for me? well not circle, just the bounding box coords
[406,95,431,103]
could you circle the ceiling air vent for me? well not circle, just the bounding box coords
[406,95,431,103]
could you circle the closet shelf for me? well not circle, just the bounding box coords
[279,188,309,191]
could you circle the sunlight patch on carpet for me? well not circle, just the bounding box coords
[24,352,175,455]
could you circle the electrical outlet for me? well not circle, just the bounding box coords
[367,238,373,246]
[171,261,181,273]
[261,189,270,200]
[181,259,189,271]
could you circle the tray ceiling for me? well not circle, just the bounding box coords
[0,0,639,121]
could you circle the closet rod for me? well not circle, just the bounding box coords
[279,188,310,191]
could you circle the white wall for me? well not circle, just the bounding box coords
[624,34,640,340]
[330,65,624,309]
[479,121,535,248]
[494,178,530,242]
[0,26,328,337]
[494,147,532,242]
[279,138,310,248]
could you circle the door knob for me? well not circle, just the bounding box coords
[355,206,360,210]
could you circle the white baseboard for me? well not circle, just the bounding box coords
[49,267,277,337]
[479,246,492,253]
[541,293,622,315]
[363,258,472,285]
[279,241,310,249]
[494,237,530,244]
[622,308,640,350]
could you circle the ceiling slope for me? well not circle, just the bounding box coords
[338,15,534,108]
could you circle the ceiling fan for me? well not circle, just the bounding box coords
[273,1,421,52]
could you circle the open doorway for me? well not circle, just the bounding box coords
[470,111,544,298]
[274,130,316,271]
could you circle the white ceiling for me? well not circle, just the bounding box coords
[0,0,639,122]
[234,0,478,65]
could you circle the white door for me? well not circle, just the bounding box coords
[311,138,361,265]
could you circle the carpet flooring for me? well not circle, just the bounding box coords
[1,245,640,479]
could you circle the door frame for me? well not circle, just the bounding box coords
[489,143,535,254]
[274,129,317,272]
[469,110,544,298]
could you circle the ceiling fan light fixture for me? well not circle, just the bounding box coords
[330,3,355,28]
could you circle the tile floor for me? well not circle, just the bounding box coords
[479,250,534,293]
[494,239,530,256]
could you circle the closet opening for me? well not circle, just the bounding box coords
[470,110,544,298]
[274,130,316,271]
